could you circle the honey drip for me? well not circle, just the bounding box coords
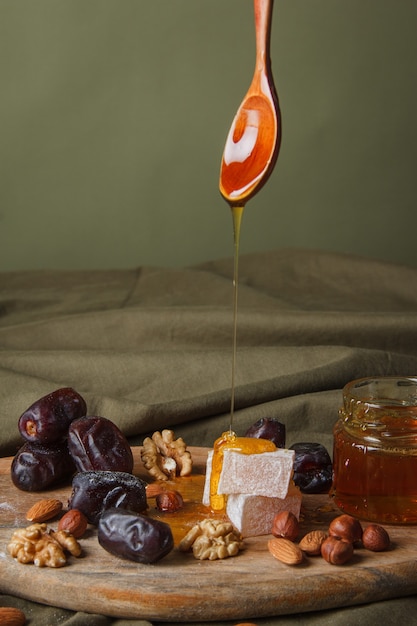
[229,205,244,430]
[211,0,281,513]
[209,430,276,512]
[208,207,277,512]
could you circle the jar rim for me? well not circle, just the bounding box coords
[343,376,417,408]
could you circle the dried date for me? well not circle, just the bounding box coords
[98,507,174,564]
[18,387,87,444]
[68,470,147,525]
[290,442,333,494]
[11,441,75,492]
[245,418,286,448]
[68,415,134,473]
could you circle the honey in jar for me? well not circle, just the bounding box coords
[332,376,417,524]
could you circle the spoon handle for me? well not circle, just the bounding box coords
[254,0,274,72]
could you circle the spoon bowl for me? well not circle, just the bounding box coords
[219,0,281,206]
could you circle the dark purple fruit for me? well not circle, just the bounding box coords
[68,470,147,525]
[68,415,133,474]
[11,441,75,492]
[245,418,286,448]
[98,508,174,564]
[290,442,333,494]
[18,387,87,444]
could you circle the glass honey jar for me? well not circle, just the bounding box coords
[332,376,417,524]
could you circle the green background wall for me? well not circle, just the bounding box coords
[0,0,416,271]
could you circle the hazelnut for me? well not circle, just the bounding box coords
[329,514,363,544]
[155,490,184,512]
[58,509,88,538]
[362,524,390,552]
[271,510,299,541]
[321,535,354,565]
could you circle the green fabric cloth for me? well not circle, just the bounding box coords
[1,249,416,624]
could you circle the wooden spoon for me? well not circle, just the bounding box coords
[219,0,281,206]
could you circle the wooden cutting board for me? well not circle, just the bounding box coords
[0,446,416,622]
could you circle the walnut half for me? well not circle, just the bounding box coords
[8,523,82,568]
[141,429,193,481]
[178,519,244,560]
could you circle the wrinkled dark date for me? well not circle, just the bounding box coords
[68,415,134,473]
[68,470,147,525]
[98,508,174,564]
[11,441,76,492]
[290,442,333,494]
[18,387,87,444]
[245,417,286,448]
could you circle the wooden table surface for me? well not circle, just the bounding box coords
[0,447,416,622]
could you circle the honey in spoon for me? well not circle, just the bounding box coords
[210,0,282,512]
[219,0,281,206]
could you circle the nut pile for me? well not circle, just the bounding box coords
[179,519,244,560]
[141,429,193,481]
[7,498,87,568]
[8,523,81,568]
[268,511,391,566]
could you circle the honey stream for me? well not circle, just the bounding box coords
[208,206,277,512]
[209,0,282,513]
[229,205,244,432]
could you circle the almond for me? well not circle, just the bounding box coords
[58,509,88,538]
[145,483,166,498]
[299,530,328,555]
[268,537,303,565]
[0,606,26,625]
[26,498,63,523]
